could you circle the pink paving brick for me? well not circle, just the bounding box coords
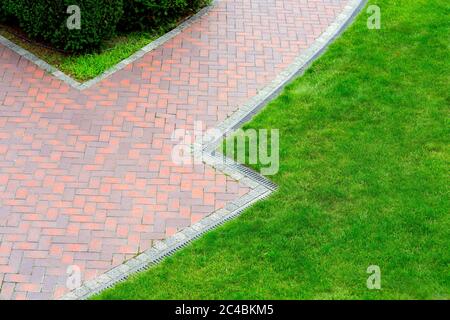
[0,0,350,299]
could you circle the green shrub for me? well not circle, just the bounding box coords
[120,0,209,31]
[1,0,124,52]
[0,1,10,22]
[0,0,210,52]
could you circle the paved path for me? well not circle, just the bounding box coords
[0,0,350,299]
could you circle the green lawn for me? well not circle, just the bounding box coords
[95,0,449,300]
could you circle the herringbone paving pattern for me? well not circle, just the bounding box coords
[0,0,349,299]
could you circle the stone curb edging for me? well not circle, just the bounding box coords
[205,0,368,149]
[61,152,276,300]
[60,0,366,300]
[0,0,219,91]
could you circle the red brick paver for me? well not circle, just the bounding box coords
[0,0,349,299]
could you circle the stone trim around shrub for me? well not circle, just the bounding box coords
[0,0,217,91]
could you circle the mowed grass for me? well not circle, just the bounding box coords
[95,0,449,300]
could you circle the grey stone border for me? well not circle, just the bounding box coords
[0,0,218,91]
[59,0,366,300]
[61,152,276,300]
[205,0,368,150]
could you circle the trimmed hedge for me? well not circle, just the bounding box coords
[0,0,209,52]
[0,1,9,22]
[1,0,123,52]
[120,0,207,31]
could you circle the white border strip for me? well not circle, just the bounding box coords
[207,0,368,148]
[62,152,275,300]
